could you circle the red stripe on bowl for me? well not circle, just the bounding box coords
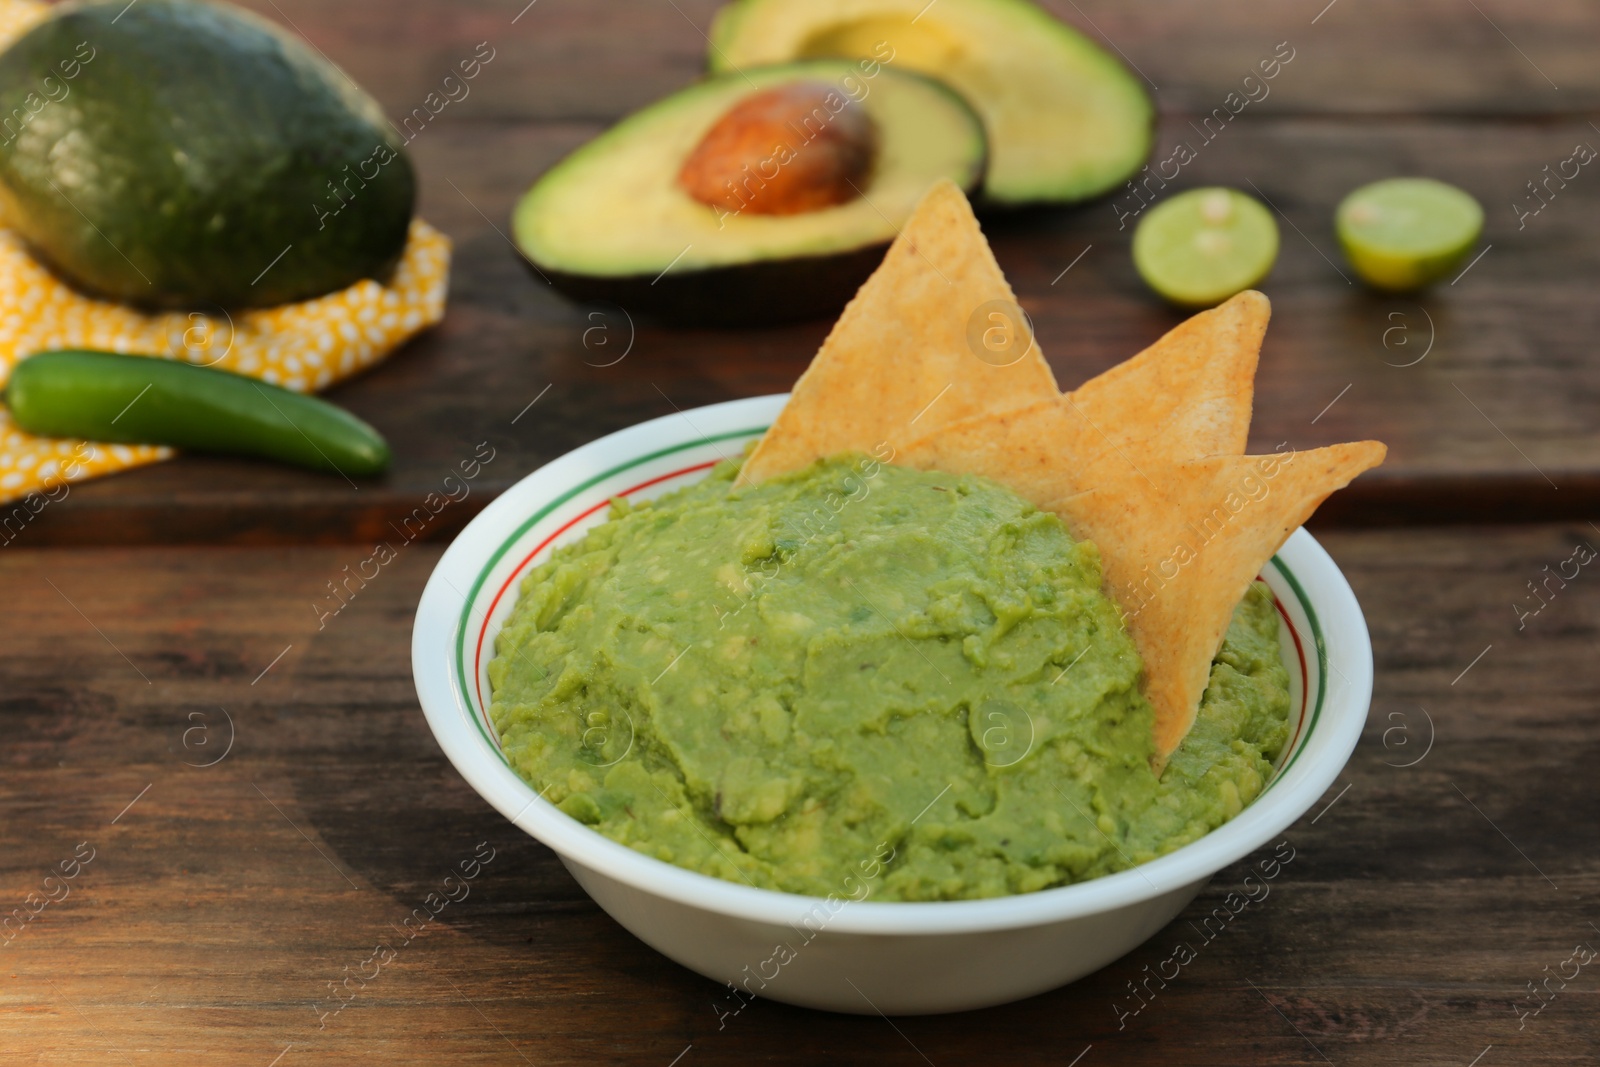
[1270,585,1311,763]
[472,460,721,718]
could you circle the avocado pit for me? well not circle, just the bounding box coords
[677,80,877,217]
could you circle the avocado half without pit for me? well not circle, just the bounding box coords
[512,59,986,326]
[708,0,1154,206]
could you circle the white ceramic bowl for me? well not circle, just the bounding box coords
[412,394,1372,1015]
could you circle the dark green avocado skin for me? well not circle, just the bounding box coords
[536,243,894,328]
[0,0,414,309]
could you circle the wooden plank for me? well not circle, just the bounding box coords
[230,0,1600,121]
[2,525,1598,1062]
[11,110,1600,546]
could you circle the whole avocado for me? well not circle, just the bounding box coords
[0,0,415,309]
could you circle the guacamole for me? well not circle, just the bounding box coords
[488,454,1289,901]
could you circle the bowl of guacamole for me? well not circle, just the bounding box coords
[413,394,1374,1014]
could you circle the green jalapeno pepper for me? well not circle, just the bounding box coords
[4,349,390,476]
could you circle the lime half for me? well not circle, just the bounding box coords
[1336,178,1483,291]
[1132,188,1279,308]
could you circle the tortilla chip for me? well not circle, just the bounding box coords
[737,179,1061,486]
[895,398,1080,506]
[1047,440,1387,763]
[745,182,1386,761]
[1065,289,1268,468]
[896,292,1269,501]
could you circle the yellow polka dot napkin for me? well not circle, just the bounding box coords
[0,222,450,502]
[0,0,450,505]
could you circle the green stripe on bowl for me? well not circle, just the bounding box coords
[1261,554,1327,792]
[455,427,767,756]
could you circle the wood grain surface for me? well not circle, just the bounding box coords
[3,2,1597,1065]
[3,526,1598,1064]
[7,0,1599,545]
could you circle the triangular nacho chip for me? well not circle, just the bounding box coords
[744,182,1386,762]
[896,291,1271,503]
[1047,440,1387,764]
[738,179,1061,485]
[895,398,1080,506]
[1065,289,1268,469]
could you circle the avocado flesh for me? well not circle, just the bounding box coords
[0,0,414,309]
[513,60,985,311]
[708,0,1153,205]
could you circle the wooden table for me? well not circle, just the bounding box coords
[4,1,1597,1063]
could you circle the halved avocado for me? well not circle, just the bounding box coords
[512,60,985,326]
[707,0,1153,206]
